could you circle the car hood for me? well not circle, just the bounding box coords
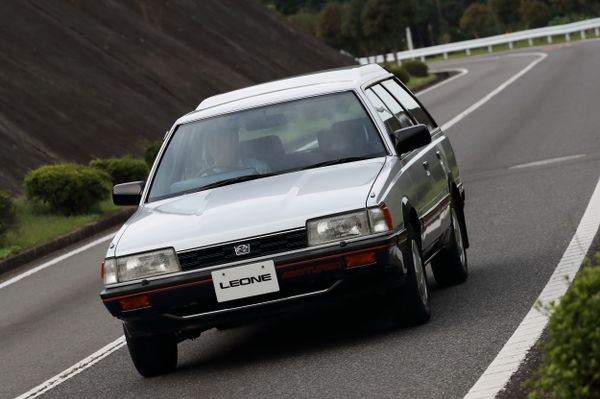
[112,158,386,256]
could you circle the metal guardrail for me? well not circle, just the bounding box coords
[359,17,600,64]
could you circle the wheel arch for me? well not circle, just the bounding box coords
[448,179,470,249]
[401,197,422,247]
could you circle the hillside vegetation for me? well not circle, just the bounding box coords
[0,0,353,193]
[265,0,600,57]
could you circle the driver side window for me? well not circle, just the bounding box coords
[365,88,403,135]
[370,85,413,129]
[381,79,437,131]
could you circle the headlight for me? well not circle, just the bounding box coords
[307,207,392,246]
[103,248,180,285]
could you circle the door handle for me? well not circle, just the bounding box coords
[422,161,430,169]
[435,151,442,160]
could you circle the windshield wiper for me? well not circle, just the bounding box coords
[198,173,277,191]
[300,156,378,171]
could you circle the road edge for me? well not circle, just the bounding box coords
[0,209,134,277]
[464,176,600,398]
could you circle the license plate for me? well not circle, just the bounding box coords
[211,260,279,303]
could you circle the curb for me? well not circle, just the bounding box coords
[414,71,452,93]
[0,209,134,277]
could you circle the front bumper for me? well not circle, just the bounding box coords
[101,231,408,337]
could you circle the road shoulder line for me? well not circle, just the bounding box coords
[15,337,126,399]
[464,176,600,399]
[0,233,113,291]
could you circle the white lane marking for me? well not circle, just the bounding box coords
[509,154,586,169]
[15,336,126,399]
[416,68,468,96]
[464,176,600,399]
[441,52,547,131]
[0,233,114,291]
[10,51,552,399]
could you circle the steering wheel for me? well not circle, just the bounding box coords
[195,165,239,177]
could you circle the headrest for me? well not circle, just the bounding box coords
[241,135,285,159]
[318,118,371,154]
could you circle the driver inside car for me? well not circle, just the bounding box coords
[202,123,271,175]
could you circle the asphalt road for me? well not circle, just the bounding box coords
[2,40,600,399]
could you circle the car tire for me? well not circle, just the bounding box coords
[124,325,178,377]
[431,204,468,286]
[391,234,431,326]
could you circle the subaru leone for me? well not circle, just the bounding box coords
[100,64,469,377]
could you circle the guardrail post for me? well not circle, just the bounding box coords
[487,45,492,53]
[443,52,448,60]
[466,48,471,56]
[420,55,425,62]
[581,30,586,40]
[595,27,599,37]
[565,32,570,41]
[508,41,514,49]
[528,38,533,46]
[547,35,553,44]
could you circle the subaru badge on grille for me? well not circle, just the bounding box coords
[234,243,250,256]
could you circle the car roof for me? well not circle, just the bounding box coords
[176,64,391,126]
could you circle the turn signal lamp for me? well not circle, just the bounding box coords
[118,295,150,311]
[345,251,377,268]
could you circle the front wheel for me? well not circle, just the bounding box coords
[124,325,178,377]
[390,236,431,326]
[431,205,468,286]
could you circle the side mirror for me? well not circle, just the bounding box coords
[391,124,431,154]
[113,181,145,206]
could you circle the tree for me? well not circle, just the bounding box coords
[519,0,551,28]
[413,0,443,46]
[317,3,345,49]
[265,0,332,15]
[361,0,415,61]
[289,12,319,36]
[551,0,592,15]
[341,0,367,55]
[489,0,521,30]
[459,3,499,38]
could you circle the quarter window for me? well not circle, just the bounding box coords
[381,79,437,130]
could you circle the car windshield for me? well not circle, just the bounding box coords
[148,91,386,201]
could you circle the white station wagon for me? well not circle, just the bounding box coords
[101,64,469,377]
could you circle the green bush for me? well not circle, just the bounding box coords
[0,191,15,238]
[526,257,600,399]
[386,64,410,85]
[24,164,109,214]
[144,141,162,168]
[90,157,148,185]
[402,60,429,77]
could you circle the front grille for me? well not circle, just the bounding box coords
[177,229,307,271]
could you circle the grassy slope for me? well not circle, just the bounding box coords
[407,74,437,91]
[0,199,122,259]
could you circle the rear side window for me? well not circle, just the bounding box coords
[365,88,403,135]
[381,79,437,131]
